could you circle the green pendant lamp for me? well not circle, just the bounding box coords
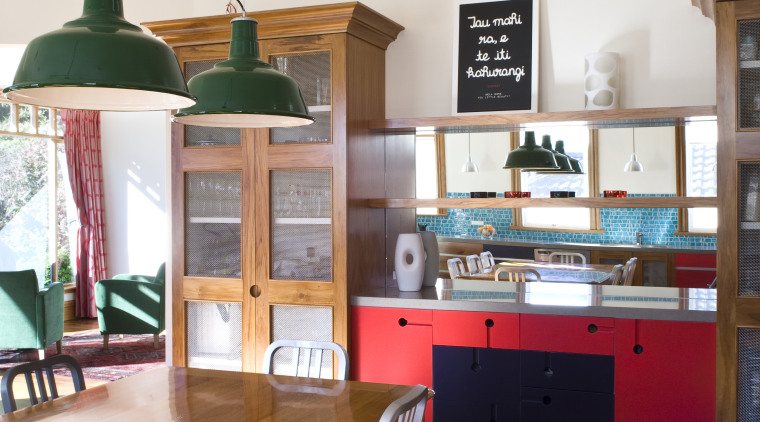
[2,0,196,111]
[503,131,559,170]
[526,135,572,174]
[173,1,314,128]
[555,140,585,174]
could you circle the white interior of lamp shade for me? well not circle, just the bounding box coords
[5,86,196,111]
[173,113,315,128]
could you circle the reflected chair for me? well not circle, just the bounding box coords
[480,251,496,273]
[494,267,541,282]
[548,252,587,265]
[465,254,483,275]
[0,269,63,358]
[622,257,637,286]
[609,264,624,285]
[262,339,349,380]
[379,384,430,422]
[95,263,165,350]
[446,258,466,279]
[0,354,85,413]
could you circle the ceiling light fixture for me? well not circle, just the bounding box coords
[461,133,479,173]
[173,0,314,128]
[624,128,644,172]
[2,0,196,111]
[528,135,573,174]
[503,131,559,170]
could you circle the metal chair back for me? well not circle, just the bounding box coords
[379,384,430,422]
[494,267,541,282]
[1,354,85,413]
[262,339,348,380]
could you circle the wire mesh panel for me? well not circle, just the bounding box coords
[185,172,242,278]
[184,59,242,146]
[739,162,760,296]
[269,305,333,378]
[738,328,760,420]
[187,301,242,371]
[738,20,760,130]
[270,170,332,281]
[269,52,331,144]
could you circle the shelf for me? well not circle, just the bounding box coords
[369,105,716,133]
[308,105,331,113]
[368,197,718,209]
[741,221,760,230]
[740,60,760,69]
[273,217,331,225]
[188,217,241,224]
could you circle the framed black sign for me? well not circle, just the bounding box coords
[454,0,539,114]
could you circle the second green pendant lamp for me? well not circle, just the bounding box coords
[173,1,314,128]
[503,131,559,170]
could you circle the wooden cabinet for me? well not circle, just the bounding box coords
[591,250,675,287]
[432,310,519,349]
[614,319,715,422]
[145,4,403,373]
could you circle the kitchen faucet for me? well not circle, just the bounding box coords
[635,231,644,245]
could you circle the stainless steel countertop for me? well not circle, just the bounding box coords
[438,237,716,254]
[351,279,717,323]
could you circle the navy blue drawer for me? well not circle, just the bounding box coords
[520,387,614,422]
[520,350,614,393]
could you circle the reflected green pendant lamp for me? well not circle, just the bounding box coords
[2,0,196,111]
[503,131,559,170]
[555,141,585,174]
[173,1,314,128]
[526,135,572,174]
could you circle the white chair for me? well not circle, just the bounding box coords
[609,264,624,285]
[480,251,496,273]
[262,339,348,380]
[494,267,541,282]
[379,384,430,422]
[447,258,466,279]
[622,257,638,286]
[548,251,587,265]
[465,254,483,275]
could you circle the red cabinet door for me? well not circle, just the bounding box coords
[520,314,615,355]
[433,310,519,349]
[615,319,716,422]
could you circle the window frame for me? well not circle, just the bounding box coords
[675,124,718,235]
[415,133,448,216]
[509,129,603,233]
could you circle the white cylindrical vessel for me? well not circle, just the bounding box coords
[420,231,440,287]
[584,52,620,110]
[395,233,425,292]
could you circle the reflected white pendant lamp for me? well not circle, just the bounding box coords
[461,133,479,173]
[624,128,644,172]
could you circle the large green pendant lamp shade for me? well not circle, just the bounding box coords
[2,0,196,111]
[555,141,584,174]
[503,131,559,170]
[528,135,572,173]
[173,9,314,128]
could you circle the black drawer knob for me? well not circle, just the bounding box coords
[587,324,598,333]
[485,318,494,327]
[471,362,482,373]
[398,318,407,327]
[633,344,644,354]
[543,396,552,405]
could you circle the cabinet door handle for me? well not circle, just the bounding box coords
[249,285,261,298]
[485,318,494,327]
[398,318,408,327]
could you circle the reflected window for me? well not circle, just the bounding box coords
[416,134,447,216]
[680,120,717,233]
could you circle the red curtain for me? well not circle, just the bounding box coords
[62,110,107,318]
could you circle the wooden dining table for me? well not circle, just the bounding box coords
[465,259,616,284]
[0,366,417,421]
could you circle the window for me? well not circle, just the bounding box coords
[0,99,75,286]
[677,120,718,234]
[514,125,599,231]
[415,133,447,216]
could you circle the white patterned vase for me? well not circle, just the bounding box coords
[584,52,620,110]
[395,233,425,292]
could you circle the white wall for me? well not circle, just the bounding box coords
[598,126,677,194]
[445,132,512,192]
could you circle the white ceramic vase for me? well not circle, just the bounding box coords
[419,231,439,287]
[584,52,620,110]
[395,233,425,292]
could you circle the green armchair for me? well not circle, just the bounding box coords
[0,269,64,358]
[95,263,165,349]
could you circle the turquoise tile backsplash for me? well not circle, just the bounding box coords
[416,193,716,250]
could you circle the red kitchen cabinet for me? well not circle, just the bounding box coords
[432,310,519,349]
[520,314,615,355]
[351,306,433,421]
[675,253,717,288]
[615,319,716,422]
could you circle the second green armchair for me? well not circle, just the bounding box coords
[95,263,165,349]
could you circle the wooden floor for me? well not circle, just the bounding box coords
[1,318,107,414]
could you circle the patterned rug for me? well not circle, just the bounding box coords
[0,330,166,381]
